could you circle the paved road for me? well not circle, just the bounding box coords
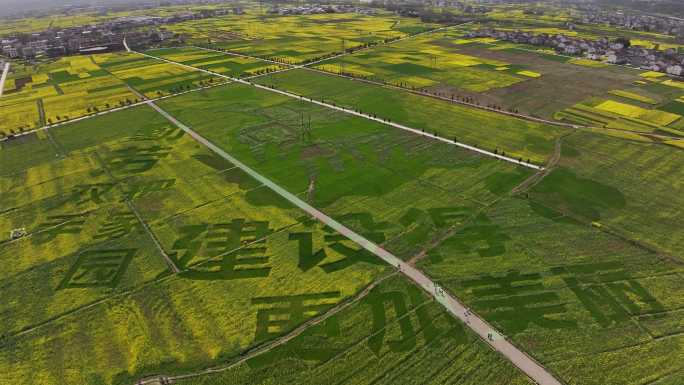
[135,50,542,170]
[147,100,563,385]
[0,62,10,97]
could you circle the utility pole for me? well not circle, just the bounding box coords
[341,38,346,74]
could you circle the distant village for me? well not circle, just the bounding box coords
[267,4,377,16]
[578,11,684,38]
[465,29,684,76]
[0,7,243,61]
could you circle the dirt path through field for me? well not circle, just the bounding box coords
[512,131,575,195]
[134,273,398,385]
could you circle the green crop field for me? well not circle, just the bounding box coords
[413,130,684,384]
[252,68,568,164]
[156,82,536,261]
[0,55,137,134]
[0,104,394,384]
[176,275,533,385]
[3,3,684,385]
[0,83,535,385]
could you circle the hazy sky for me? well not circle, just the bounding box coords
[0,0,126,17]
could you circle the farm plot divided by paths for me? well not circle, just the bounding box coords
[135,49,543,170]
[144,81,562,385]
[0,105,394,384]
[190,44,580,130]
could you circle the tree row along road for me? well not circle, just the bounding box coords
[193,45,684,142]
[146,98,563,385]
[0,61,10,97]
[193,44,581,131]
[134,50,543,170]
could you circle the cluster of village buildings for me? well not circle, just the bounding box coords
[465,29,684,76]
[267,4,377,16]
[1,7,242,60]
[579,11,684,37]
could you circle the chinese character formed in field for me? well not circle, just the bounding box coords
[288,213,388,273]
[364,285,466,356]
[427,207,473,228]
[58,249,135,289]
[365,290,416,354]
[247,317,344,368]
[463,270,576,333]
[123,126,184,143]
[106,145,172,176]
[181,247,272,281]
[397,207,473,255]
[173,219,273,280]
[93,210,139,241]
[251,291,340,341]
[59,183,117,207]
[32,212,91,244]
[551,262,665,327]
[446,214,509,257]
[288,232,328,271]
[399,207,473,229]
[123,179,176,201]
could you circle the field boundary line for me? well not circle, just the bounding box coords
[91,150,181,273]
[134,49,542,170]
[146,100,564,385]
[0,81,230,143]
[0,61,9,97]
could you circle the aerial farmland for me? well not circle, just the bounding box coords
[1,1,684,385]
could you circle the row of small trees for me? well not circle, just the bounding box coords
[316,66,523,115]
[257,82,535,167]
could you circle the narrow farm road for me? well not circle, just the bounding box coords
[512,131,576,195]
[146,100,564,385]
[134,49,542,170]
[0,61,10,97]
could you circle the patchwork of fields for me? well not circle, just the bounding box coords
[3,5,684,385]
[167,12,435,63]
[0,53,216,136]
[314,29,536,93]
[0,105,390,383]
[0,80,538,384]
[253,68,568,164]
